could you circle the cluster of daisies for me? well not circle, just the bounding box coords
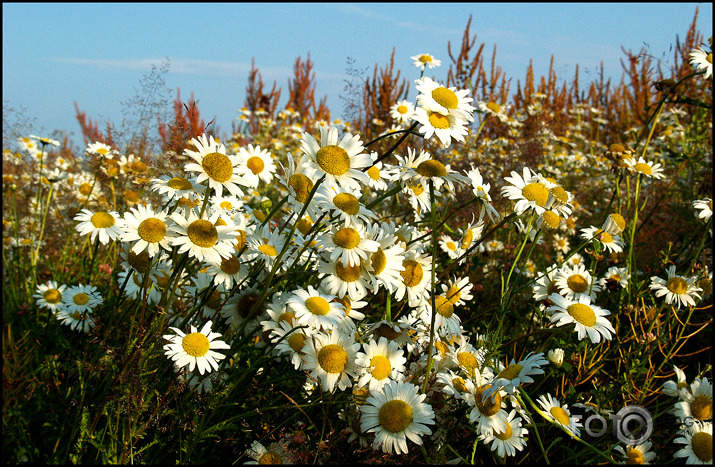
[662,366,713,464]
[22,49,711,464]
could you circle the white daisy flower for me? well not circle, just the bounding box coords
[393,250,433,306]
[33,280,66,313]
[625,157,665,180]
[411,106,469,148]
[234,144,276,188]
[479,409,528,458]
[312,184,376,228]
[415,77,475,122]
[389,99,415,124]
[183,134,246,198]
[484,352,548,400]
[120,204,174,258]
[599,266,631,290]
[170,208,237,264]
[300,125,372,193]
[673,421,712,464]
[411,53,441,71]
[536,393,583,437]
[500,167,553,216]
[689,46,713,79]
[553,262,602,301]
[674,377,713,425]
[466,165,500,223]
[547,293,615,344]
[649,265,703,309]
[360,380,435,455]
[693,198,712,224]
[317,256,371,302]
[302,330,360,393]
[162,320,230,375]
[150,174,205,202]
[74,209,124,245]
[287,285,346,332]
[662,365,691,399]
[355,337,407,392]
[61,284,102,315]
[580,226,625,253]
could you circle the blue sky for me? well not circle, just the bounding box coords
[3,2,712,149]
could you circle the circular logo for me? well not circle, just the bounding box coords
[612,406,653,445]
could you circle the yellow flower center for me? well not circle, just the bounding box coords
[43,289,62,303]
[370,248,387,275]
[435,340,449,356]
[567,274,589,293]
[73,292,90,306]
[416,159,447,178]
[453,377,468,393]
[246,156,265,174]
[498,363,523,381]
[419,54,433,63]
[692,432,712,462]
[316,145,351,176]
[401,259,424,287]
[127,249,150,273]
[397,105,408,114]
[542,210,560,229]
[296,218,313,235]
[335,260,362,282]
[457,352,477,376]
[434,295,454,318]
[461,229,473,249]
[623,447,644,464]
[446,285,461,304]
[474,385,501,416]
[633,162,652,175]
[220,255,241,275]
[431,87,458,110]
[567,303,597,327]
[378,399,413,433]
[258,451,283,464]
[90,212,115,229]
[317,343,347,373]
[427,112,450,129]
[137,218,166,243]
[408,180,425,196]
[550,406,571,426]
[181,332,210,357]
[333,227,361,249]
[79,183,93,196]
[610,213,626,231]
[666,277,688,295]
[522,183,549,207]
[167,176,193,190]
[201,152,234,183]
[370,355,392,380]
[288,332,306,353]
[486,102,501,113]
[305,296,331,316]
[219,201,234,210]
[367,165,381,181]
[707,53,713,64]
[69,311,86,321]
[288,173,314,203]
[279,311,295,325]
[234,230,247,252]
[691,395,713,420]
[258,243,278,257]
[495,422,513,441]
[550,186,569,204]
[609,143,626,154]
[333,193,360,215]
[187,220,218,248]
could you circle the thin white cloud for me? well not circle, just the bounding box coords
[49,56,346,84]
[338,4,462,36]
